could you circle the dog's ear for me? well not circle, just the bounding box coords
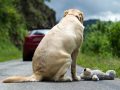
[84,68,86,71]
[79,12,84,23]
[64,10,69,17]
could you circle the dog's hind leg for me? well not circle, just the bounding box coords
[53,61,72,82]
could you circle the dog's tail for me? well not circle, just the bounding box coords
[2,74,41,83]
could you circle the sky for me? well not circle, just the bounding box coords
[45,0,120,21]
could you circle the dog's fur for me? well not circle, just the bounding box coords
[80,68,116,81]
[2,9,84,83]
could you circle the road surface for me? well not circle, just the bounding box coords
[0,60,120,90]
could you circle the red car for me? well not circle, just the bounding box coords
[23,29,49,61]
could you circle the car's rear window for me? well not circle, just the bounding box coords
[30,30,49,35]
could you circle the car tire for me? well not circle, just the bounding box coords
[23,54,32,61]
[23,57,31,61]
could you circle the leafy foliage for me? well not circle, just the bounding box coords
[108,22,120,57]
[0,0,55,61]
[82,20,120,57]
[18,0,56,29]
[0,0,27,49]
[0,0,55,49]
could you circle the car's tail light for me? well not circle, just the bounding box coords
[25,35,44,43]
[33,37,42,42]
[24,36,32,42]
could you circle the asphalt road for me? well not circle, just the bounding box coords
[0,60,120,90]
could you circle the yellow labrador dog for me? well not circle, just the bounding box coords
[3,9,84,83]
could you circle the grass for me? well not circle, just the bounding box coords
[77,53,120,78]
[0,40,22,62]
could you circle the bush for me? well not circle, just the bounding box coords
[108,22,120,57]
[82,21,120,57]
[82,31,112,57]
[0,0,27,49]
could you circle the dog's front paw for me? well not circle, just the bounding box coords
[72,76,81,81]
[92,75,99,81]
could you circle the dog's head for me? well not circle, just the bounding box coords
[64,9,84,23]
[83,68,92,76]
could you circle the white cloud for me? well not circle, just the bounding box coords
[86,11,120,21]
[112,1,120,6]
[46,0,120,21]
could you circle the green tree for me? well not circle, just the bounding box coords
[82,21,113,57]
[82,31,112,57]
[82,20,120,57]
[0,0,27,48]
[108,22,120,57]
